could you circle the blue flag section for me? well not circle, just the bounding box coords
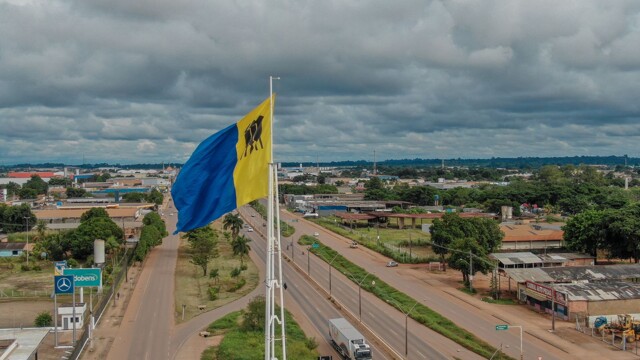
[172,96,273,234]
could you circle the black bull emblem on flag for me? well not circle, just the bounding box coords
[242,115,264,159]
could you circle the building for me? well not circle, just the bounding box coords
[491,252,595,269]
[500,222,564,250]
[504,264,640,322]
[0,242,32,257]
[58,303,87,330]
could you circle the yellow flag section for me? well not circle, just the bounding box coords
[233,95,274,207]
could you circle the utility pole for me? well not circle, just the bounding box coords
[469,251,473,292]
[24,216,29,266]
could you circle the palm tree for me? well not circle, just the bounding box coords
[231,235,251,267]
[223,213,244,241]
[33,220,48,243]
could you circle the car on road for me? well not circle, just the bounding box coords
[349,241,358,248]
[313,232,320,237]
[247,227,254,232]
[251,214,255,217]
[386,261,398,267]
[199,331,211,337]
[170,213,174,216]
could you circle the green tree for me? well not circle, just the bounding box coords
[71,217,124,260]
[0,204,35,233]
[446,237,488,288]
[143,212,168,237]
[80,208,110,223]
[23,175,48,195]
[145,188,164,205]
[184,226,219,275]
[49,177,72,187]
[34,311,53,327]
[562,209,609,259]
[604,204,640,263]
[66,187,88,198]
[37,232,71,260]
[223,213,244,242]
[18,187,38,199]
[122,192,146,202]
[231,235,251,266]
[241,295,266,331]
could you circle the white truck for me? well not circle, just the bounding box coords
[328,318,373,360]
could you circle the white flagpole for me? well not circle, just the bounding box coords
[266,76,285,360]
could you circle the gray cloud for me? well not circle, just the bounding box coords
[1,0,640,165]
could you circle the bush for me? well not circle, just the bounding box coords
[228,278,246,292]
[304,337,318,350]
[208,286,220,301]
[21,264,31,271]
[240,264,248,271]
[230,267,241,278]
[34,311,53,327]
[67,258,79,267]
[32,265,42,271]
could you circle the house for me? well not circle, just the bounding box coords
[0,242,33,257]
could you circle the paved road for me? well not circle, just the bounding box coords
[107,205,179,360]
[276,211,566,360]
[241,206,483,360]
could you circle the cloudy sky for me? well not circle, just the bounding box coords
[1,0,640,165]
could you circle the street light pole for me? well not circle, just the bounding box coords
[23,216,29,266]
[356,273,372,322]
[328,253,339,299]
[307,246,311,275]
[388,299,419,358]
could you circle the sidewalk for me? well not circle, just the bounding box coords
[80,263,142,360]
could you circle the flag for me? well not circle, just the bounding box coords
[172,95,273,234]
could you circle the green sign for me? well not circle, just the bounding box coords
[495,325,509,331]
[64,268,102,287]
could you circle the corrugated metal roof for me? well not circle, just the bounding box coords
[556,282,640,301]
[504,268,555,283]
[505,264,640,283]
[491,252,543,265]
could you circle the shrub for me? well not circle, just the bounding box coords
[21,264,31,271]
[230,267,241,278]
[34,311,53,327]
[208,286,220,301]
[304,337,318,350]
[67,258,79,267]
[32,265,42,271]
[228,278,246,292]
[240,264,248,271]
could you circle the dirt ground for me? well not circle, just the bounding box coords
[0,299,52,328]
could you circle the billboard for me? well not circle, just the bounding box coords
[64,268,102,287]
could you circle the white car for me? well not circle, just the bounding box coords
[313,232,319,237]
[386,261,398,267]
[247,227,254,232]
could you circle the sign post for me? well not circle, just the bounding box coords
[54,275,74,347]
[495,324,523,360]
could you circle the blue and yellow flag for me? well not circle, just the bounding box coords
[172,96,273,234]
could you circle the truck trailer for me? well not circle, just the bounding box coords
[328,318,372,360]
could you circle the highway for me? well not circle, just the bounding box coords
[240,206,483,360]
[273,210,568,360]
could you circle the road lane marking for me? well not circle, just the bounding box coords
[416,349,426,358]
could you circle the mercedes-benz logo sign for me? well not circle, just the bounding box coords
[57,277,72,292]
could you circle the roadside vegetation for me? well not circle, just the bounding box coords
[248,201,296,237]
[297,234,512,360]
[175,220,258,323]
[201,296,318,360]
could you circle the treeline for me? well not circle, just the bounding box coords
[280,155,637,169]
[365,165,640,215]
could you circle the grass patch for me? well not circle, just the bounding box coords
[298,236,513,360]
[309,216,439,264]
[202,298,318,360]
[174,221,259,323]
[0,257,54,296]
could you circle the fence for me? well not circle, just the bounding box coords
[67,244,136,360]
[574,314,640,356]
[0,289,51,299]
